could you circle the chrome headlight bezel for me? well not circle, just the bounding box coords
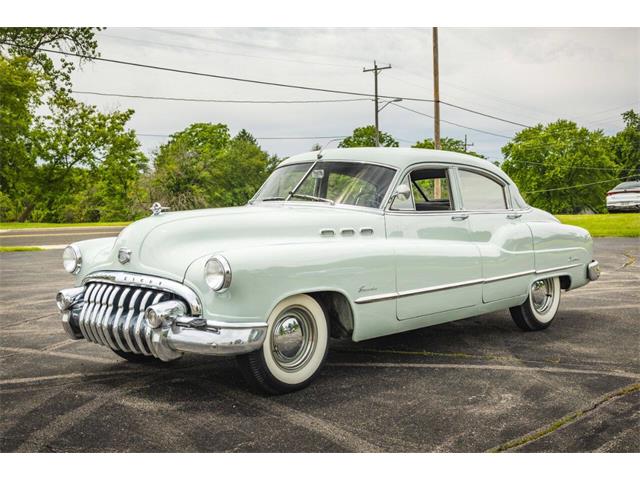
[204,255,232,292]
[62,245,82,274]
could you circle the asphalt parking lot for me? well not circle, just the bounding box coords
[1,237,638,452]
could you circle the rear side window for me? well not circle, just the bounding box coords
[459,170,507,210]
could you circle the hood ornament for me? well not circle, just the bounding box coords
[150,202,170,216]
[118,248,132,265]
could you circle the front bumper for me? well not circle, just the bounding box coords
[57,273,267,361]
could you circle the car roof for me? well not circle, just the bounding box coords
[279,147,512,183]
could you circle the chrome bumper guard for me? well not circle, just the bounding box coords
[587,260,600,281]
[56,280,266,361]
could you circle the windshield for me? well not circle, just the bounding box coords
[254,161,396,209]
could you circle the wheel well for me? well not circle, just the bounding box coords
[308,291,354,339]
[559,275,571,290]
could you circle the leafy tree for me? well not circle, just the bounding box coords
[412,137,485,158]
[24,92,147,222]
[501,120,618,213]
[0,27,101,92]
[233,128,257,145]
[339,125,399,148]
[609,110,640,178]
[0,56,42,220]
[151,123,273,210]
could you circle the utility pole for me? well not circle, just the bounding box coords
[363,60,392,147]
[432,27,442,197]
[463,134,474,152]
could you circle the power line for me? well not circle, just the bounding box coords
[523,175,639,194]
[100,32,355,69]
[72,90,371,104]
[392,102,514,139]
[1,41,534,129]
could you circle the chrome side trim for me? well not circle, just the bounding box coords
[354,264,581,304]
[535,263,582,274]
[83,271,202,316]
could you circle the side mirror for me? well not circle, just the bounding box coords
[393,183,411,201]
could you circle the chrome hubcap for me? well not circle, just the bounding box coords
[531,278,554,314]
[271,306,316,371]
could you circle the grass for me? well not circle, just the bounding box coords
[0,221,131,230]
[0,246,44,252]
[556,213,640,237]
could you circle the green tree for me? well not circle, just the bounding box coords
[610,110,640,179]
[501,120,618,213]
[338,125,399,148]
[0,27,101,92]
[0,56,42,220]
[26,92,147,222]
[412,137,485,158]
[151,123,273,210]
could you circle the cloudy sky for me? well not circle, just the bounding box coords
[68,28,639,161]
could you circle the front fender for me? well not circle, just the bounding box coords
[69,237,118,285]
[183,240,396,324]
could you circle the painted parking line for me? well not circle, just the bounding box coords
[327,362,640,380]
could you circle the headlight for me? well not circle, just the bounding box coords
[62,245,82,274]
[204,255,232,291]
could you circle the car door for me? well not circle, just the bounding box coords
[457,168,535,303]
[385,164,483,321]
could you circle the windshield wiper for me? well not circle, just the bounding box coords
[289,193,335,205]
[259,196,286,202]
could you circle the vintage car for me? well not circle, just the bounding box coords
[56,148,600,393]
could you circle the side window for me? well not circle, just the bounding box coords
[410,168,452,211]
[458,170,507,210]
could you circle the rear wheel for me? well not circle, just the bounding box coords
[236,294,329,394]
[510,276,561,331]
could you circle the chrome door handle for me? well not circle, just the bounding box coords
[451,214,469,221]
[507,213,522,219]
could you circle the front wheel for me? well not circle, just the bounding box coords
[510,276,561,331]
[236,294,329,394]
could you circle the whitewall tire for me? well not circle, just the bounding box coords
[236,294,329,394]
[510,276,561,331]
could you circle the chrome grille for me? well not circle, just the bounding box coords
[77,281,180,356]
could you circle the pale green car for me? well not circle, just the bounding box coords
[56,148,600,393]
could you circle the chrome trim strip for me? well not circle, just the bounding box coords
[83,271,202,316]
[113,287,131,352]
[101,286,120,350]
[77,283,94,339]
[484,269,536,283]
[85,284,103,342]
[123,289,141,352]
[536,263,582,274]
[134,291,153,355]
[354,264,581,304]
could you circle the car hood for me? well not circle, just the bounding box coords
[93,204,383,282]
